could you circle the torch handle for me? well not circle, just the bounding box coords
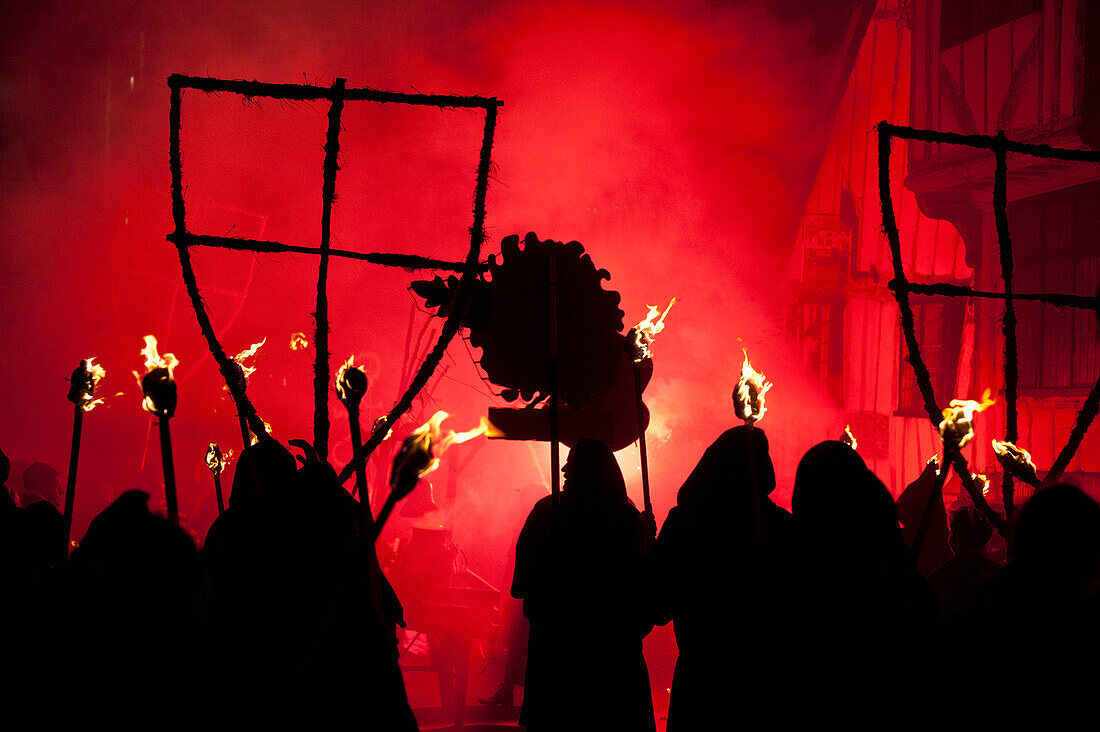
[366,491,399,545]
[346,403,375,529]
[63,404,83,554]
[159,417,179,524]
[744,426,764,548]
[548,254,560,508]
[632,362,652,515]
[213,472,224,515]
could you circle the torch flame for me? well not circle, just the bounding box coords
[335,355,368,405]
[991,439,1040,485]
[135,335,178,378]
[289,332,309,351]
[938,388,995,450]
[373,415,394,442]
[629,298,676,362]
[205,442,225,475]
[436,416,505,455]
[974,472,991,497]
[132,335,178,416]
[231,337,267,380]
[734,349,772,425]
[841,424,858,451]
[71,357,107,412]
[392,411,503,489]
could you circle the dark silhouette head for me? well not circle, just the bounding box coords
[0,446,9,487]
[71,489,203,644]
[948,505,993,557]
[677,426,776,512]
[1009,483,1100,592]
[563,438,628,504]
[229,439,296,508]
[21,461,61,509]
[793,440,900,549]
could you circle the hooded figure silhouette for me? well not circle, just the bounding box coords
[511,438,656,731]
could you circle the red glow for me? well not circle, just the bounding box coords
[9,2,1062,724]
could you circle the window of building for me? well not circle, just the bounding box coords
[898,299,965,416]
[1010,180,1100,391]
[795,298,845,403]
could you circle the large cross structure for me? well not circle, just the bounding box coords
[879,122,1100,532]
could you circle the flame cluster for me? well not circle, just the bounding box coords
[938,389,995,450]
[69,357,107,412]
[289,332,309,351]
[231,337,267,380]
[205,442,231,475]
[991,439,1039,485]
[734,349,772,425]
[628,298,675,362]
[391,411,503,493]
[841,424,858,451]
[133,335,178,416]
[336,356,368,406]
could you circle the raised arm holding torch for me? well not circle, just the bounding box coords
[134,335,180,524]
[64,357,106,552]
[625,298,674,515]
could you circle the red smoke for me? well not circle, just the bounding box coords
[1,0,860,631]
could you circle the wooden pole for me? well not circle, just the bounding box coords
[159,417,179,524]
[548,254,560,508]
[632,362,652,515]
[347,403,375,531]
[63,404,83,553]
[212,471,224,515]
[744,425,764,548]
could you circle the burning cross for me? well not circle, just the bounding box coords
[167,75,500,478]
[879,122,1100,532]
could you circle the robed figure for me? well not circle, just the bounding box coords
[652,426,797,729]
[511,438,656,731]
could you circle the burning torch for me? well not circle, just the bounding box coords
[367,411,499,544]
[64,357,106,551]
[938,390,995,453]
[134,335,180,523]
[228,338,266,447]
[336,356,373,523]
[928,389,1004,533]
[625,299,674,515]
[734,349,772,427]
[991,440,1041,488]
[205,442,228,515]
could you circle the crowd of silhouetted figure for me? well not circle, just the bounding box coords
[2,425,1098,726]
